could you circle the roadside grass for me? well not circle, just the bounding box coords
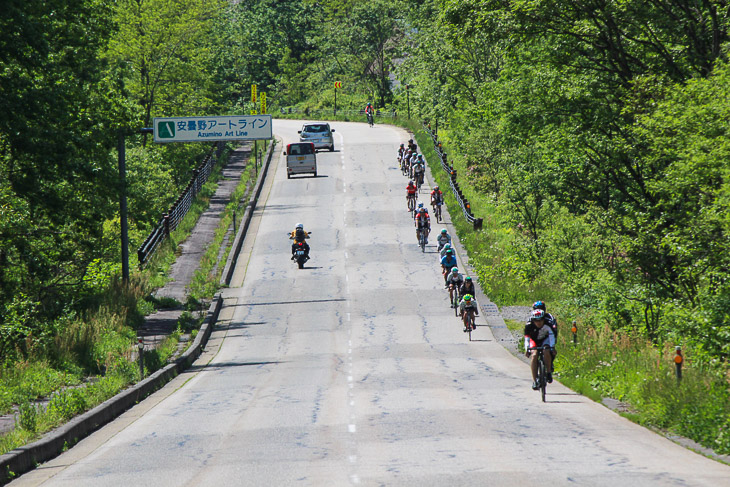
[0,143,237,455]
[188,142,267,299]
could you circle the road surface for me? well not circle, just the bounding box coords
[12,120,730,486]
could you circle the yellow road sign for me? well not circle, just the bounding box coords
[261,92,267,114]
[251,84,257,103]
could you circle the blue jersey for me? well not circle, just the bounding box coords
[440,255,457,268]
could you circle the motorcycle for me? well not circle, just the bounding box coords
[293,241,308,269]
[288,231,312,269]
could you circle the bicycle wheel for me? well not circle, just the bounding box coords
[538,355,547,402]
[420,233,426,252]
[453,293,459,316]
[468,315,474,341]
[436,205,442,222]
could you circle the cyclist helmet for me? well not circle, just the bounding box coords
[531,309,546,321]
[532,300,546,311]
[464,294,472,301]
[444,243,451,249]
[400,143,404,148]
[417,154,424,160]
[446,249,453,255]
[408,180,414,186]
[434,185,439,191]
[451,267,459,274]
[465,276,472,281]
[441,228,447,234]
[408,138,414,143]
[417,202,424,208]
[296,223,304,229]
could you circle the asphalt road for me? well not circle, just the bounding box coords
[12,120,730,486]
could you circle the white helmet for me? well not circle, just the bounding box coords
[296,223,304,229]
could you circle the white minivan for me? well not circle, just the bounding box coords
[284,142,317,179]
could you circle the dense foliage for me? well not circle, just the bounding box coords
[1,0,729,456]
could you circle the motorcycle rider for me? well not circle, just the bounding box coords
[289,223,310,260]
[414,206,431,244]
[437,228,451,251]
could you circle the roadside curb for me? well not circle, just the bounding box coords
[220,141,275,286]
[0,142,276,485]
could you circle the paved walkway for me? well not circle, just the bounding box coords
[137,143,252,349]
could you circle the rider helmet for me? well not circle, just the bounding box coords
[408,180,414,186]
[296,223,304,229]
[444,243,451,249]
[532,300,546,311]
[434,185,439,191]
[531,309,546,321]
[451,267,458,274]
[446,249,453,255]
[441,228,447,234]
[400,143,404,148]
[408,138,413,143]
[465,276,472,281]
[417,154,424,160]
[417,202,424,208]
[464,294,472,301]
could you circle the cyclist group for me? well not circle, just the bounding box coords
[398,138,561,393]
[398,140,479,334]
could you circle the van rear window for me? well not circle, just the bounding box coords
[288,143,315,155]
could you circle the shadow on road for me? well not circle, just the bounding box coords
[189,360,283,372]
[236,298,347,307]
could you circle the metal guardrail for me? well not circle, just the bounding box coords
[423,123,483,230]
[137,142,221,267]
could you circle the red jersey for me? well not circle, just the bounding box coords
[406,184,417,195]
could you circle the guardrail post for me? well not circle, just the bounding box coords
[138,338,144,379]
[163,213,170,237]
[473,218,483,230]
[137,248,145,268]
[571,321,577,345]
[674,346,683,382]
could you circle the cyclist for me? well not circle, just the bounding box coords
[365,102,374,125]
[440,249,458,283]
[437,228,451,251]
[445,267,464,307]
[459,294,479,332]
[431,186,444,208]
[532,300,558,339]
[397,144,406,164]
[440,242,453,259]
[524,309,555,390]
[414,206,431,244]
[413,157,425,187]
[408,138,417,153]
[406,181,417,209]
[460,276,476,298]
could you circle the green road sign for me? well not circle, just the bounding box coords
[157,121,175,139]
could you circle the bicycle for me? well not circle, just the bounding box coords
[418,228,427,252]
[527,345,551,402]
[407,194,416,215]
[433,201,442,222]
[462,308,476,341]
[366,112,374,127]
[451,286,461,316]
